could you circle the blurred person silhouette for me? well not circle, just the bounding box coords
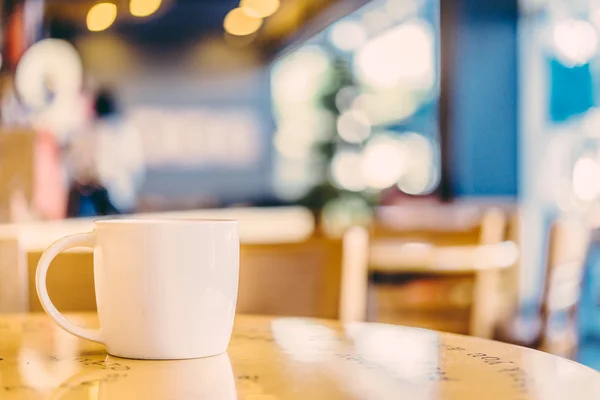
[66,89,145,217]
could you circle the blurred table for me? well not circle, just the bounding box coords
[0,206,315,250]
[1,313,599,399]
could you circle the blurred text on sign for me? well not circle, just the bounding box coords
[130,107,262,168]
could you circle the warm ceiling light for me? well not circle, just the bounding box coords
[224,7,263,36]
[240,0,280,18]
[130,0,162,17]
[86,3,117,32]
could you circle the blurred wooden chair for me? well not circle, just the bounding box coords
[373,203,493,246]
[495,217,589,359]
[237,226,369,321]
[23,226,369,321]
[0,235,28,312]
[471,208,510,338]
[368,208,513,338]
[539,218,589,358]
[27,250,98,312]
[0,130,36,223]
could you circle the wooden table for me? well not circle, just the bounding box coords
[1,314,599,399]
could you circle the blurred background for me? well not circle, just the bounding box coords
[1,0,600,371]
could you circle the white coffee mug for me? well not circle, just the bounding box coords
[36,219,239,360]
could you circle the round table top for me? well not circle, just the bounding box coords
[1,313,599,400]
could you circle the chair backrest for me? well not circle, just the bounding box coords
[373,204,486,246]
[369,207,511,338]
[369,208,505,272]
[27,250,97,312]
[339,227,370,322]
[237,227,369,320]
[470,208,510,338]
[237,238,343,319]
[540,217,589,357]
[0,131,35,223]
[0,235,28,312]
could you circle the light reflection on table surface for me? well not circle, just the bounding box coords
[1,313,599,399]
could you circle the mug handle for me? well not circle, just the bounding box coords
[35,231,104,344]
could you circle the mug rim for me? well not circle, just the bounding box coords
[94,218,238,225]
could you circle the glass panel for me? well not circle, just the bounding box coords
[270,0,440,219]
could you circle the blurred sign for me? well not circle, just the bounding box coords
[129,107,262,168]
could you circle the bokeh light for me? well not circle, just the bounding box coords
[572,157,600,201]
[86,3,117,32]
[385,0,420,21]
[591,7,600,31]
[273,159,316,200]
[336,110,371,144]
[361,136,407,190]
[552,19,598,67]
[396,133,437,195]
[355,19,435,89]
[351,90,418,125]
[271,44,333,200]
[241,0,280,18]
[329,20,367,52]
[335,86,359,112]
[361,10,394,35]
[274,125,314,160]
[129,0,162,17]
[271,46,331,105]
[15,39,83,110]
[224,7,263,36]
[331,151,365,191]
[322,195,373,237]
[398,169,437,195]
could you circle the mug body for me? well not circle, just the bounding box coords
[93,219,239,359]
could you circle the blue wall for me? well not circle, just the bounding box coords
[450,0,518,197]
